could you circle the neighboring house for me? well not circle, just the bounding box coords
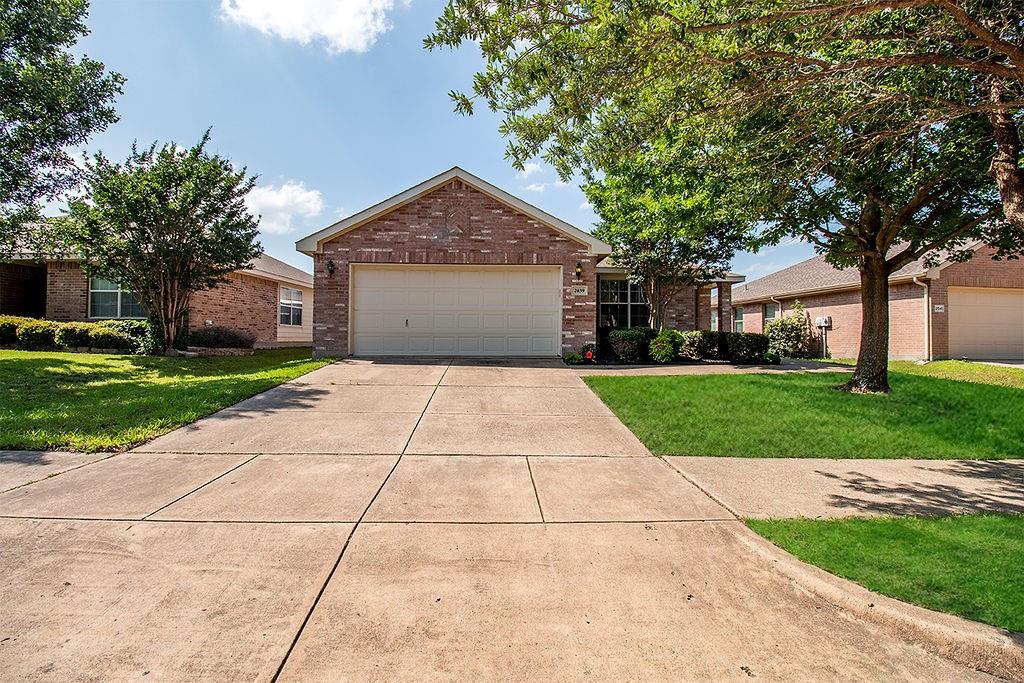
[732,244,1024,361]
[296,167,743,357]
[0,254,314,347]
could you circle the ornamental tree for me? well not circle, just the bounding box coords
[67,131,261,353]
[426,0,1024,392]
[1,0,123,259]
[584,139,752,329]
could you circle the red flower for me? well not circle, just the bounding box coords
[584,350,594,360]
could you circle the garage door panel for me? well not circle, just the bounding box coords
[949,287,1024,360]
[352,266,561,356]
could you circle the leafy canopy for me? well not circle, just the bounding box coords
[1,0,123,258]
[67,131,261,352]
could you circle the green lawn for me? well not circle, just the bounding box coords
[584,362,1024,458]
[748,515,1024,633]
[0,349,330,452]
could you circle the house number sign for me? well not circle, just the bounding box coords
[571,285,588,296]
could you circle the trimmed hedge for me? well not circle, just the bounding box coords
[649,329,685,364]
[724,331,770,364]
[608,327,657,364]
[680,330,728,361]
[188,325,256,349]
[0,317,156,354]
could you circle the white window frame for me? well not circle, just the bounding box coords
[733,306,744,333]
[598,277,650,328]
[88,278,146,320]
[279,286,303,326]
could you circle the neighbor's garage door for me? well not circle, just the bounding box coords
[351,265,562,356]
[948,287,1024,360]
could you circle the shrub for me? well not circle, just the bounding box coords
[87,326,136,351]
[54,322,94,348]
[0,315,34,346]
[608,327,656,363]
[188,325,257,349]
[684,329,728,360]
[725,331,770,364]
[764,301,815,358]
[765,350,782,365]
[96,319,157,355]
[16,319,59,350]
[649,329,685,364]
[562,351,584,365]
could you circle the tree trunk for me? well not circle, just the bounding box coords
[987,79,1024,230]
[843,254,891,393]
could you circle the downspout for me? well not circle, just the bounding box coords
[770,296,783,327]
[912,276,931,361]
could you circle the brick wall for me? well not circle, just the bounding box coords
[0,263,46,317]
[189,272,278,344]
[45,261,89,321]
[312,179,599,357]
[661,286,698,330]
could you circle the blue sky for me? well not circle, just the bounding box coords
[71,0,815,278]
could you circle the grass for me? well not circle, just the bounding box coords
[0,348,330,452]
[584,362,1024,458]
[748,515,1024,633]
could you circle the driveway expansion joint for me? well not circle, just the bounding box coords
[141,454,260,520]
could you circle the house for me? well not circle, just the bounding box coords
[0,254,314,347]
[731,244,1024,361]
[296,167,743,358]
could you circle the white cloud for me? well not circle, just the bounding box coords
[220,0,402,54]
[247,181,325,234]
[522,182,547,193]
[517,162,542,178]
[579,201,593,210]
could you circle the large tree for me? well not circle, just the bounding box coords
[584,139,751,329]
[1,0,123,258]
[427,0,1024,392]
[67,132,261,353]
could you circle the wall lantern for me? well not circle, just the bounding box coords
[575,261,584,280]
[326,259,336,277]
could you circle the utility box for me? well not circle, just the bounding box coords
[815,316,832,329]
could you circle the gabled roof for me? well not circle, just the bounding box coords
[295,166,612,256]
[731,242,984,304]
[245,253,312,288]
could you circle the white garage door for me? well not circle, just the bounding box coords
[351,265,562,356]
[948,287,1024,360]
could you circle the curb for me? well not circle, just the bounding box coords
[736,528,1024,681]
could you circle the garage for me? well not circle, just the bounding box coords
[948,287,1024,360]
[351,264,562,356]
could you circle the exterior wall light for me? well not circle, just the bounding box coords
[575,261,584,280]
[326,259,336,276]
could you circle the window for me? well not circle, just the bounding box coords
[89,278,145,319]
[599,279,650,328]
[710,309,719,332]
[733,306,744,333]
[764,303,778,322]
[279,287,303,326]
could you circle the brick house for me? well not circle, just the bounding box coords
[731,244,1024,361]
[296,167,743,358]
[0,254,313,347]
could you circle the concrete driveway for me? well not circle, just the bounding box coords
[0,359,993,680]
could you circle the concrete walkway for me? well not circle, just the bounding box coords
[0,359,998,680]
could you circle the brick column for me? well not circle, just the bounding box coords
[717,282,732,332]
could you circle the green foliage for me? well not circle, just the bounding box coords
[725,332,769,364]
[649,329,685,364]
[764,350,782,365]
[579,342,598,363]
[66,130,261,352]
[586,142,752,327]
[562,351,584,365]
[682,330,728,361]
[188,325,256,349]
[95,319,157,355]
[87,326,135,351]
[0,316,34,345]
[764,301,815,359]
[53,322,93,348]
[1,0,123,259]
[608,327,656,363]
[15,319,57,349]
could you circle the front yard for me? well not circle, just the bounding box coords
[749,514,1024,633]
[0,349,329,452]
[585,361,1024,459]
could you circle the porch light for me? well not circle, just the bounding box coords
[326,259,336,276]
[575,261,583,280]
